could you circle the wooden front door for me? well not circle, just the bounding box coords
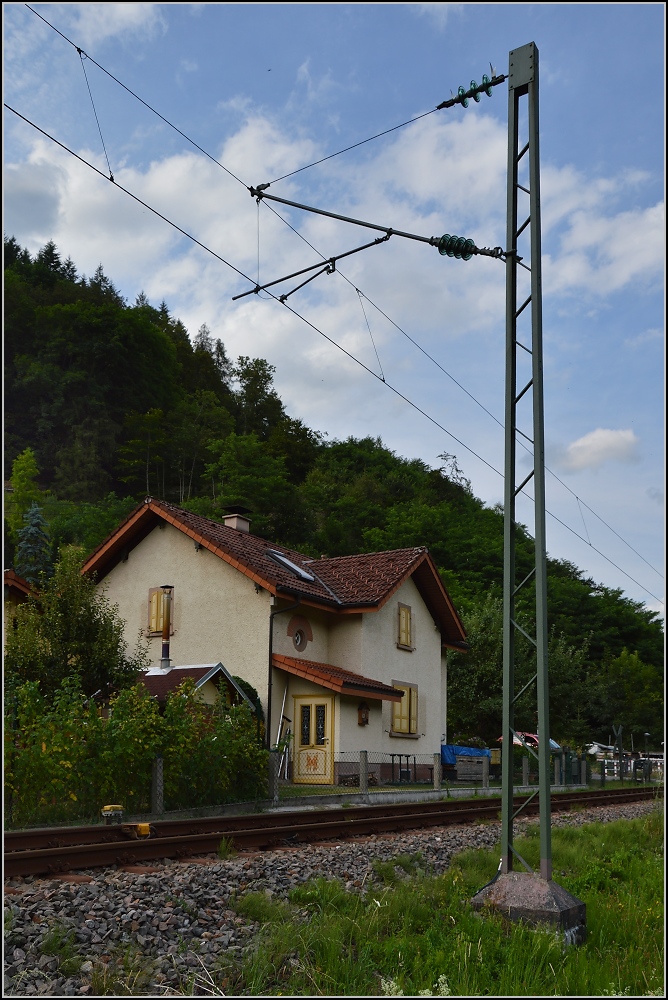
[293,695,333,784]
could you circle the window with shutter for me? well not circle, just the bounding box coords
[147,588,175,636]
[397,603,413,650]
[391,683,418,736]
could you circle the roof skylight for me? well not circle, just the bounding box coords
[266,549,316,582]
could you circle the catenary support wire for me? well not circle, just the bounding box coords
[258,197,663,584]
[30,0,661,584]
[6,101,662,607]
[31,0,658,586]
[25,3,247,189]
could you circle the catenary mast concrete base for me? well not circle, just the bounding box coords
[471,872,586,945]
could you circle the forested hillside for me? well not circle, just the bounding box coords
[4,237,663,747]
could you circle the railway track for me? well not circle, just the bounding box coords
[4,786,659,878]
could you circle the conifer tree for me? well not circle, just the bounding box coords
[14,504,52,586]
[6,448,42,542]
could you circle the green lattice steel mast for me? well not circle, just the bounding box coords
[500,42,552,881]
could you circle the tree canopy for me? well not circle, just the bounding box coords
[4,237,663,747]
[5,546,149,699]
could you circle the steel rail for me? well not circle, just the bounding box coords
[5,786,650,852]
[4,787,658,878]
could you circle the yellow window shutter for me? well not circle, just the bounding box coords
[149,590,161,633]
[409,687,418,734]
[392,685,410,733]
[398,605,411,647]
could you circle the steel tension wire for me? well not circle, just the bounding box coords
[268,69,507,186]
[357,290,385,382]
[78,49,113,181]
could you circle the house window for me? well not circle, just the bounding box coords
[397,603,413,650]
[392,683,418,735]
[148,588,175,636]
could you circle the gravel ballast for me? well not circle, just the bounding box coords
[3,799,658,996]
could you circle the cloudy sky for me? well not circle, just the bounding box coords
[4,3,664,616]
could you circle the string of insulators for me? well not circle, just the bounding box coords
[437,74,502,110]
[438,235,476,260]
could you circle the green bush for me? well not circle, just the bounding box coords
[5,675,268,828]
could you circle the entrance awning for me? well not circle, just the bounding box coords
[272,653,403,701]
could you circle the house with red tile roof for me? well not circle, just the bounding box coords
[82,497,467,784]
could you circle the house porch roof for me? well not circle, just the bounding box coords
[272,653,403,702]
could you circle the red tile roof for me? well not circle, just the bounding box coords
[139,663,255,708]
[82,497,467,647]
[141,667,212,701]
[4,569,35,600]
[272,653,403,701]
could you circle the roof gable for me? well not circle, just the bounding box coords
[4,569,36,601]
[140,662,256,709]
[82,497,466,646]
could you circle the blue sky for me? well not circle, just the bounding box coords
[3,3,665,617]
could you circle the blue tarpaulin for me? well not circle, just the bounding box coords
[441,744,491,766]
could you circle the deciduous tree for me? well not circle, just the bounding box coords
[5,545,149,698]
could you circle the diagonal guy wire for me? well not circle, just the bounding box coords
[78,49,113,180]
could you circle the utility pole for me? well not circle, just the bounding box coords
[499,40,551,880]
[242,40,585,939]
[473,43,585,944]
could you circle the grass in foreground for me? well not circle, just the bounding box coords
[206,805,664,996]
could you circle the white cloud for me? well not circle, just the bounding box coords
[544,202,664,297]
[293,59,338,106]
[624,327,664,349]
[3,104,662,468]
[61,3,167,48]
[411,4,464,31]
[550,429,641,473]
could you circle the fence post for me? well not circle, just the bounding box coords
[554,756,560,787]
[522,756,529,787]
[268,750,280,807]
[600,758,605,786]
[481,754,489,789]
[580,757,587,785]
[433,752,442,790]
[359,750,368,797]
[560,752,566,786]
[151,754,164,815]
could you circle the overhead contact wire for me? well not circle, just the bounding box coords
[4,105,250,283]
[25,3,247,189]
[8,102,662,605]
[260,197,664,583]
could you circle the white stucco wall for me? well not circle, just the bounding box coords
[99,524,272,707]
[271,576,445,758]
[100,525,446,766]
[328,614,363,672]
[272,605,332,664]
[362,576,443,756]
